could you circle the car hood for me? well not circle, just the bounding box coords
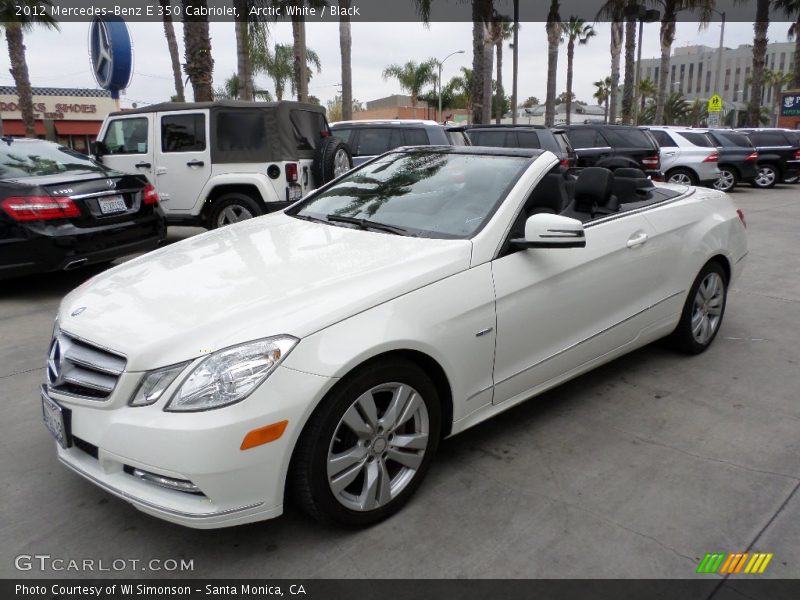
[58,213,472,371]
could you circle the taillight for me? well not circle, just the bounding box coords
[559,158,571,168]
[285,163,298,183]
[0,195,79,221]
[320,130,331,138]
[642,155,660,169]
[737,208,746,228]
[745,151,758,161]
[703,152,719,163]
[794,149,800,160]
[142,184,159,205]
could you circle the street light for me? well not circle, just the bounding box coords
[438,50,465,123]
[628,5,660,125]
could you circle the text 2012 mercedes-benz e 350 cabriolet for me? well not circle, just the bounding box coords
[42,147,747,528]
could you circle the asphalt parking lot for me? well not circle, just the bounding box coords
[1,185,798,581]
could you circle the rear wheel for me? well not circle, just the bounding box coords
[666,168,698,186]
[312,137,352,186]
[713,167,738,192]
[752,164,779,188]
[291,359,441,527]
[667,262,728,354]
[208,193,262,229]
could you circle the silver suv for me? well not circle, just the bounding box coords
[644,126,721,186]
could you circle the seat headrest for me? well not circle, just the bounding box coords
[574,167,614,212]
[528,173,568,214]
[614,167,647,179]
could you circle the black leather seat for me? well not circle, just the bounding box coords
[561,167,619,220]
[526,171,570,215]
[612,167,654,203]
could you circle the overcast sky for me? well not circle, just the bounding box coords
[3,20,793,110]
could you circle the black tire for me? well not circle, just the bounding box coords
[713,166,738,192]
[208,193,263,229]
[312,137,352,185]
[291,358,441,527]
[751,163,779,188]
[667,261,728,355]
[666,168,698,186]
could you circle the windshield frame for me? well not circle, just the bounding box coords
[286,148,534,240]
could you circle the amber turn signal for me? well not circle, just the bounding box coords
[240,420,288,450]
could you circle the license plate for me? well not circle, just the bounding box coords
[42,390,71,449]
[98,195,127,215]
[288,186,303,202]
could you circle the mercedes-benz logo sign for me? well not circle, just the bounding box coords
[47,337,63,385]
[91,19,114,88]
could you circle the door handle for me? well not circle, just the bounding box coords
[626,232,649,248]
[186,160,205,167]
[663,151,677,157]
[135,162,151,169]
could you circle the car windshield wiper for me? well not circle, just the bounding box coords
[325,214,410,236]
[292,213,330,225]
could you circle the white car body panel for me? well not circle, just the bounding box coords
[46,150,747,527]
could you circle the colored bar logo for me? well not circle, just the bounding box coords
[697,552,773,574]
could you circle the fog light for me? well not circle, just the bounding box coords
[128,467,201,494]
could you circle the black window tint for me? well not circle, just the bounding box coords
[602,128,653,148]
[714,132,751,148]
[516,131,540,148]
[553,132,572,154]
[650,130,678,147]
[214,110,268,155]
[447,131,469,146]
[751,131,789,146]
[469,130,510,147]
[355,128,403,156]
[331,128,353,145]
[567,128,603,148]
[679,132,714,147]
[403,128,429,146]
[161,113,206,152]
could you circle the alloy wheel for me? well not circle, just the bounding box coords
[327,382,429,512]
[668,172,693,185]
[691,272,725,345]
[713,169,735,191]
[216,204,254,227]
[755,166,776,187]
[333,149,350,178]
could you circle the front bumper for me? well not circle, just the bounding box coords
[48,365,333,528]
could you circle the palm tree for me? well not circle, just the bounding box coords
[747,0,771,127]
[637,77,657,121]
[259,43,320,101]
[159,0,184,102]
[621,8,638,124]
[763,68,794,126]
[597,1,625,124]
[593,76,612,123]
[268,1,325,103]
[470,0,494,124]
[652,0,715,125]
[491,15,514,123]
[774,0,800,88]
[0,0,58,137]
[382,60,437,118]
[182,0,215,101]
[450,67,474,121]
[233,1,254,101]
[544,0,561,127]
[339,0,353,120]
[560,17,595,125]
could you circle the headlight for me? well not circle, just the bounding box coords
[164,336,298,412]
[130,362,189,407]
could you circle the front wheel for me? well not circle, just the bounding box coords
[667,262,728,354]
[713,167,738,192]
[291,359,441,527]
[752,164,779,188]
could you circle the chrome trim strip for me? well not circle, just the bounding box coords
[70,188,140,200]
[60,329,128,359]
[495,290,685,387]
[585,189,694,228]
[59,458,264,519]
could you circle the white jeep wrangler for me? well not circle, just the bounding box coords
[93,101,352,229]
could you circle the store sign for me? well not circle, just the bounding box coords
[0,95,116,120]
[781,94,800,117]
[89,17,133,99]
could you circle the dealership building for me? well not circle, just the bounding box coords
[0,86,117,152]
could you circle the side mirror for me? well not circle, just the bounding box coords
[90,140,107,159]
[511,213,586,249]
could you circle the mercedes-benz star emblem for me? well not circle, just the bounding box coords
[106,179,115,188]
[92,20,113,87]
[47,338,63,385]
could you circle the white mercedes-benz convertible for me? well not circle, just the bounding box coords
[43,147,747,528]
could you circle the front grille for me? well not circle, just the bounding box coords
[47,330,126,400]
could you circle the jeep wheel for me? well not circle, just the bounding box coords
[313,137,352,185]
[209,193,263,229]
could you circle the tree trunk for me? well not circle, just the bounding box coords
[621,18,636,124]
[482,22,494,124]
[160,0,185,102]
[5,24,36,137]
[471,0,491,125]
[609,20,623,124]
[747,1,770,127]
[339,0,353,121]
[292,17,309,102]
[544,0,560,128]
[565,38,574,125]
[234,2,253,101]
[655,16,676,125]
[793,16,800,89]
[495,37,503,124]
[182,1,215,102]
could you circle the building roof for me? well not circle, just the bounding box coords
[0,86,112,98]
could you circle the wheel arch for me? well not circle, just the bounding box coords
[707,253,731,284]
[200,183,267,223]
[665,165,699,181]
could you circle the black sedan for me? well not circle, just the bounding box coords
[707,129,759,192]
[0,138,166,280]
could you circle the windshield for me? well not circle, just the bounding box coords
[0,140,107,179]
[291,151,530,239]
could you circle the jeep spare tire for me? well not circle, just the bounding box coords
[313,137,352,185]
